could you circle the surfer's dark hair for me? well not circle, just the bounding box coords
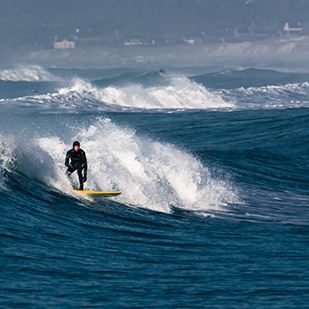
[73,141,80,147]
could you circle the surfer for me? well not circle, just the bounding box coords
[65,141,87,190]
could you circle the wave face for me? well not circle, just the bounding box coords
[1,65,309,308]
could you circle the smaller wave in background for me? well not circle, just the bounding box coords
[88,75,232,110]
[39,68,309,111]
[219,82,309,109]
[43,76,233,111]
[191,68,309,89]
[188,68,309,110]
[1,67,309,112]
[0,65,62,82]
[0,75,232,112]
[0,65,63,100]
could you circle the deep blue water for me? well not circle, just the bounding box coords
[0,66,309,308]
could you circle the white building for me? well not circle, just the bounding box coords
[54,39,75,49]
[283,23,302,35]
[124,39,144,46]
[183,37,202,45]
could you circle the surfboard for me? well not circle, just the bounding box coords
[72,189,121,197]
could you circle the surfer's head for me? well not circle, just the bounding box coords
[73,141,80,151]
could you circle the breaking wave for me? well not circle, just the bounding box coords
[0,117,240,213]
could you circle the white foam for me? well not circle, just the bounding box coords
[57,76,233,111]
[33,137,73,195]
[0,135,16,189]
[95,76,233,110]
[0,65,62,82]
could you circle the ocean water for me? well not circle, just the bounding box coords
[0,65,308,308]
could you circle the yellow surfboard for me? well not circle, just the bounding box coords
[72,189,121,197]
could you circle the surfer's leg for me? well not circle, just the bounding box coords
[66,166,80,189]
[66,169,72,177]
[77,166,84,190]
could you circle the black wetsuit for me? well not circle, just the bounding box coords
[65,148,87,190]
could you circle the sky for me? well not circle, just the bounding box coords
[0,0,308,50]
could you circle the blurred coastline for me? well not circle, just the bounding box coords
[3,35,309,71]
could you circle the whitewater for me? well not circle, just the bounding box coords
[1,65,309,308]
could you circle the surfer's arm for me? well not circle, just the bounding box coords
[80,151,87,181]
[65,151,73,169]
[82,152,87,174]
